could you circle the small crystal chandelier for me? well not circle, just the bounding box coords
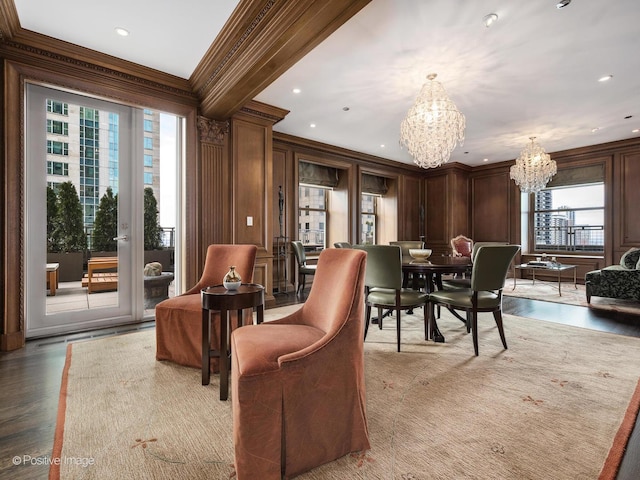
[510,137,557,193]
[400,73,466,169]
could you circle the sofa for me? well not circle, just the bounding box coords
[585,248,640,303]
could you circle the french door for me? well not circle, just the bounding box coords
[24,84,174,337]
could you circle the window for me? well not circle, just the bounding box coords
[144,172,153,185]
[298,185,327,251]
[144,137,153,150]
[46,100,68,115]
[47,161,69,176]
[144,154,153,166]
[47,119,68,136]
[144,119,153,132]
[361,194,377,244]
[47,140,69,156]
[532,183,604,253]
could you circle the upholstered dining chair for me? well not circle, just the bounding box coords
[390,240,425,289]
[231,248,370,480]
[440,241,510,290]
[427,244,520,355]
[450,234,473,257]
[155,244,257,372]
[334,241,352,248]
[291,240,317,295]
[355,244,428,352]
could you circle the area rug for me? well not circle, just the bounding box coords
[504,278,640,315]
[51,307,640,479]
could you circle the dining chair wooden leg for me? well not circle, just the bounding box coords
[364,304,372,340]
[378,307,384,329]
[423,304,429,341]
[396,309,401,352]
[471,311,479,356]
[493,310,508,349]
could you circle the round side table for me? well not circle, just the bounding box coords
[201,283,264,400]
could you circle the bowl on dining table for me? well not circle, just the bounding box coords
[408,248,432,261]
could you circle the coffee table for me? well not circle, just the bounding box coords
[513,263,577,296]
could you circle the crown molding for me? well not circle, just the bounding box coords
[1,27,196,102]
[0,0,20,40]
[191,0,371,120]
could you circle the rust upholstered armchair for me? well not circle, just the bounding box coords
[155,244,257,372]
[231,248,370,479]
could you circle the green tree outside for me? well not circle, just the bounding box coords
[144,187,162,250]
[51,181,87,253]
[92,186,118,252]
[46,185,58,252]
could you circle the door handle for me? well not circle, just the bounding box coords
[113,235,129,241]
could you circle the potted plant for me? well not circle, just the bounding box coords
[47,181,87,282]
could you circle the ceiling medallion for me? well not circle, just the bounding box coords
[509,137,557,193]
[400,73,466,169]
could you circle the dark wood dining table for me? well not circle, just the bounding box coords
[402,255,472,343]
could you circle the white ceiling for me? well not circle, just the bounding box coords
[13,0,640,167]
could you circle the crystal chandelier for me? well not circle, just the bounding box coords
[400,73,466,169]
[510,137,557,193]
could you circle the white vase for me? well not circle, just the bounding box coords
[223,266,242,290]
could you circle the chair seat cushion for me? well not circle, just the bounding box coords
[441,278,471,289]
[429,289,500,309]
[232,324,325,376]
[367,288,427,307]
[299,265,317,274]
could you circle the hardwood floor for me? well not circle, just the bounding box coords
[1,296,638,479]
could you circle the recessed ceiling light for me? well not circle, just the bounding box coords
[483,158,489,162]
[598,75,613,82]
[380,144,385,148]
[591,127,600,133]
[342,107,350,111]
[292,88,301,94]
[483,13,498,27]
[556,0,571,9]
[624,115,633,119]
[114,27,130,37]
[310,123,316,128]
[633,128,640,133]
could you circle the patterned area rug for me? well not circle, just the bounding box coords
[504,278,640,315]
[51,307,640,479]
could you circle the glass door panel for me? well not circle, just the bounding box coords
[25,84,136,337]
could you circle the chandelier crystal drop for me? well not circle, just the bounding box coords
[400,73,466,169]
[509,137,557,194]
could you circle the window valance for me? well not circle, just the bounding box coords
[361,173,389,195]
[546,164,604,188]
[299,161,339,188]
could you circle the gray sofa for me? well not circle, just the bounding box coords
[585,248,640,303]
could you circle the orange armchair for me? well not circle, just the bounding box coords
[155,244,257,372]
[231,248,370,479]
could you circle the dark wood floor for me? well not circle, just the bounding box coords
[1,294,639,479]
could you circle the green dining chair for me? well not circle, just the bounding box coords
[355,244,428,352]
[440,241,510,290]
[291,240,317,295]
[427,244,520,356]
[334,242,352,248]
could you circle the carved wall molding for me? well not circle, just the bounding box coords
[196,0,276,97]
[1,38,196,101]
[197,116,229,144]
